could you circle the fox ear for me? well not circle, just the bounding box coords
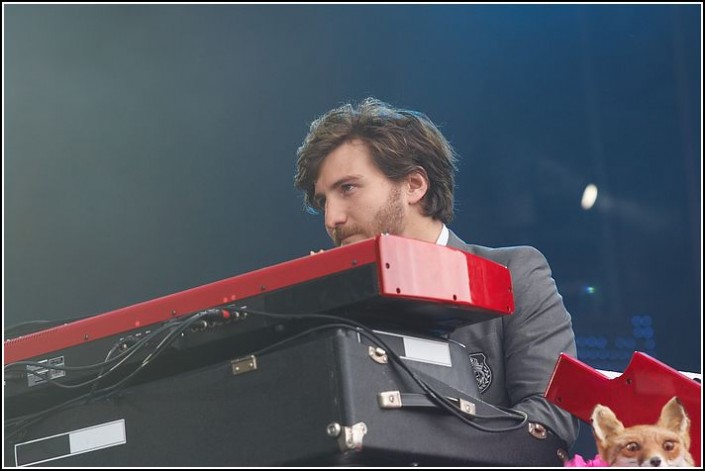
[657,397,691,446]
[591,404,624,443]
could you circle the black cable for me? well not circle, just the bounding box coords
[4,309,221,440]
[233,306,528,433]
[4,320,181,390]
[5,306,527,441]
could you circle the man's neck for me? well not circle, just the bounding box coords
[402,218,444,244]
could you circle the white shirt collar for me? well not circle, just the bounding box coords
[435,224,449,246]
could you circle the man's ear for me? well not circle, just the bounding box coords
[405,167,429,205]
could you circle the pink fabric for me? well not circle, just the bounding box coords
[564,454,609,467]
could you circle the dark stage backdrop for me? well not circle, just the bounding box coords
[4,3,701,455]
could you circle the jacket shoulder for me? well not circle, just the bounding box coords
[455,242,547,269]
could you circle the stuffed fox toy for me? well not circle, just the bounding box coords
[591,396,694,467]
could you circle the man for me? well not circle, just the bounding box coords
[294,97,579,448]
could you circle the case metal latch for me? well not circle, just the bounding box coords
[378,391,402,409]
[457,398,476,416]
[230,355,257,376]
[368,346,388,364]
[326,422,368,451]
[528,422,547,439]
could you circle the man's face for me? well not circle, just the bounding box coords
[314,140,407,246]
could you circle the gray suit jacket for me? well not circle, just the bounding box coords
[447,230,580,447]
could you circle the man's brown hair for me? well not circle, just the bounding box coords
[295,97,458,223]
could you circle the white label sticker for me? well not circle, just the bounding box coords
[15,419,126,466]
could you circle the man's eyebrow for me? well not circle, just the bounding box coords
[314,175,363,198]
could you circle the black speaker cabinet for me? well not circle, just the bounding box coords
[5,328,566,466]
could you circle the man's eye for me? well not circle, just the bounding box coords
[341,184,355,193]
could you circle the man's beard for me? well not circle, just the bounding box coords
[332,186,405,246]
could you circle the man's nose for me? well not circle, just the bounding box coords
[324,200,347,231]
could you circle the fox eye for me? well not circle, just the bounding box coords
[625,442,640,452]
[662,441,676,451]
